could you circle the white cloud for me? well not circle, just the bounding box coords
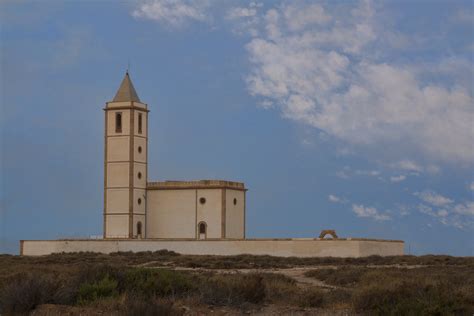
[470,182,474,191]
[335,166,382,179]
[355,169,380,177]
[416,190,473,229]
[227,3,260,19]
[243,1,474,165]
[352,204,391,221]
[335,171,349,179]
[390,175,406,183]
[335,166,351,179]
[389,160,423,173]
[437,209,449,217]
[414,191,453,207]
[452,10,474,25]
[328,194,347,204]
[453,202,474,216]
[397,205,410,216]
[132,0,211,27]
[226,2,263,36]
[283,3,331,31]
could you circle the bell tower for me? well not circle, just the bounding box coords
[104,72,148,238]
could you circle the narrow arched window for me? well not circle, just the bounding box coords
[138,113,143,134]
[198,222,207,239]
[199,222,206,234]
[137,221,142,237]
[115,112,122,133]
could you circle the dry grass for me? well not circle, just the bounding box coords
[0,252,473,315]
[305,266,474,314]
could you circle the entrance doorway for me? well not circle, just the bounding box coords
[198,222,207,240]
[137,221,143,239]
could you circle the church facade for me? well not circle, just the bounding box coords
[104,73,246,240]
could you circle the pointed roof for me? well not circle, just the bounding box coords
[113,72,141,102]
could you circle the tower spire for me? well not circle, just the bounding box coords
[113,72,141,102]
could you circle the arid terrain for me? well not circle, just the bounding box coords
[0,251,473,315]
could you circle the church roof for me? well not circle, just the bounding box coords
[113,72,141,102]
[147,180,247,191]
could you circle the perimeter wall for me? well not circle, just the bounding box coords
[21,239,404,257]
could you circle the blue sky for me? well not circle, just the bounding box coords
[1,0,473,255]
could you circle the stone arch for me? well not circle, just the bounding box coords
[319,230,338,239]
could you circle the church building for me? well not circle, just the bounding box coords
[104,72,246,240]
[20,72,404,258]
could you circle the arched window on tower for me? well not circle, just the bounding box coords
[115,112,122,133]
[138,113,143,134]
[137,221,142,238]
[198,222,207,240]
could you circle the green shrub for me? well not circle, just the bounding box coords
[121,268,194,298]
[121,295,183,316]
[352,270,474,315]
[77,274,118,305]
[305,267,369,286]
[200,273,266,306]
[0,273,58,314]
[261,273,298,303]
[322,288,352,308]
[296,287,325,308]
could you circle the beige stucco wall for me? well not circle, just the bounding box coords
[107,137,130,161]
[196,189,222,238]
[106,189,129,214]
[105,216,129,238]
[107,101,133,108]
[106,101,147,110]
[225,189,245,239]
[134,137,147,163]
[147,190,196,239]
[133,189,146,213]
[358,240,404,257]
[107,163,129,187]
[133,162,147,189]
[21,239,404,257]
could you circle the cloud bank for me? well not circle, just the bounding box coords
[132,1,473,166]
[415,190,474,229]
[240,1,474,166]
[352,204,391,221]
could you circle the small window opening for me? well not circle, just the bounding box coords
[138,113,143,134]
[115,112,122,133]
[199,222,206,234]
[138,146,142,154]
[233,198,237,205]
[199,197,206,204]
[138,172,142,179]
[138,198,142,205]
[137,221,142,237]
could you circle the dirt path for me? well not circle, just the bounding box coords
[276,268,338,289]
[135,264,339,289]
[134,262,430,290]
